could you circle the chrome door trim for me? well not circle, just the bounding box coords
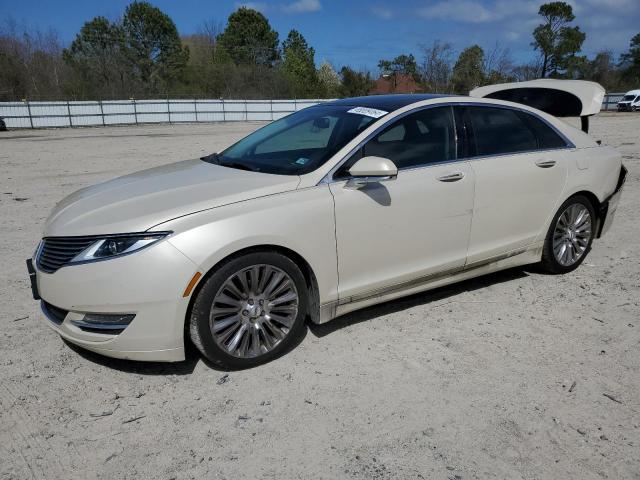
[337,247,530,307]
[338,247,535,306]
[315,244,542,324]
[317,101,576,186]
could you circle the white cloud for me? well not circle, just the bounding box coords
[584,14,616,28]
[371,5,394,19]
[282,0,322,13]
[235,2,270,12]
[236,0,323,14]
[582,0,636,8]
[417,0,537,24]
[505,31,521,41]
[418,1,494,23]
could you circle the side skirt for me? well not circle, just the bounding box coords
[316,245,542,324]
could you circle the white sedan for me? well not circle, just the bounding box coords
[28,81,626,368]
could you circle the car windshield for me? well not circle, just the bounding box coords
[622,94,636,101]
[208,105,383,175]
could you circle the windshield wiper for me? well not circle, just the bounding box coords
[200,152,220,163]
[201,152,257,172]
[218,161,257,172]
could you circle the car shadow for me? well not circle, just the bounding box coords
[308,266,530,338]
[359,182,391,206]
[62,339,200,375]
[64,266,529,373]
[63,317,310,374]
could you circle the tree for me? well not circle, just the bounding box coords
[1,20,70,100]
[339,67,373,97]
[378,54,419,80]
[216,7,279,66]
[282,29,317,97]
[532,2,585,77]
[451,45,485,94]
[317,61,341,97]
[589,50,617,87]
[121,1,189,92]
[420,41,454,93]
[483,44,515,84]
[63,17,128,97]
[512,58,544,81]
[620,33,640,85]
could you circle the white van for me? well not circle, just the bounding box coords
[617,90,640,111]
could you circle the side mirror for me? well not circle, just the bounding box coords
[346,156,398,189]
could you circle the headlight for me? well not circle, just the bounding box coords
[70,232,170,264]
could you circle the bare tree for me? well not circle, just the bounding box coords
[512,57,544,81]
[483,43,515,83]
[0,17,69,100]
[419,40,454,93]
[199,19,223,48]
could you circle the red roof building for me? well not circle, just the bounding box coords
[370,74,422,95]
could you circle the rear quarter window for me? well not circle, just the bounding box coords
[516,111,568,150]
[464,106,568,157]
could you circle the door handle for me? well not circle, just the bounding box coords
[535,159,556,168]
[437,172,465,182]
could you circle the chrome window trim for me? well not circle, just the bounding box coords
[318,101,576,185]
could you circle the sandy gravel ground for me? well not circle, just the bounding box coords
[1,115,639,480]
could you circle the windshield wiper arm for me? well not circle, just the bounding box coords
[200,152,220,163]
[201,153,256,172]
[218,161,257,172]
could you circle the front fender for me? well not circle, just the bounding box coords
[151,186,339,306]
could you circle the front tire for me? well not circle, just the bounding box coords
[189,251,308,369]
[540,195,595,274]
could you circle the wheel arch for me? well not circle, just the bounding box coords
[183,244,321,349]
[538,188,604,248]
[566,190,604,235]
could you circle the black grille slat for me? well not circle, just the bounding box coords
[37,237,96,273]
[43,244,87,252]
[45,241,94,246]
[42,248,75,258]
[42,248,77,258]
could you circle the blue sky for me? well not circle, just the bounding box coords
[1,0,639,71]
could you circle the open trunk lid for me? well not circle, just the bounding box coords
[469,79,605,132]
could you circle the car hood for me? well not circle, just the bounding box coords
[43,159,301,237]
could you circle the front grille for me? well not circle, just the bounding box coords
[37,236,96,273]
[41,301,69,325]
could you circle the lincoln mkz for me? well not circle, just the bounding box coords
[27,79,626,368]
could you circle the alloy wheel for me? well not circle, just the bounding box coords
[552,203,592,267]
[209,264,299,358]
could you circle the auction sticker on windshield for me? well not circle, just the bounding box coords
[347,107,388,118]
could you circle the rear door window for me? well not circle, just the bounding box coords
[466,106,537,156]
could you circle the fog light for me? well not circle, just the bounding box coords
[70,313,135,333]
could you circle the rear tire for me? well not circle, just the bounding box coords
[540,195,595,274]
[189,251,308,369]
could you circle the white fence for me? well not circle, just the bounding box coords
[602,92,625,111]
[0,98,326,129]
[0,93,628,129]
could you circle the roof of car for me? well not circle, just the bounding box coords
[322,94,453,112]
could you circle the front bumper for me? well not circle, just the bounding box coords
[597,165,627,238]
[29,239,199,362]
[617,104,634,111]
